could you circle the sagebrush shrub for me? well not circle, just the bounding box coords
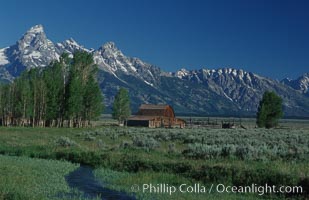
[132,136,160,151]
[54,136,77,147]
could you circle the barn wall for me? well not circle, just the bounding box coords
[127,120,150,127]
[128,104,185,128]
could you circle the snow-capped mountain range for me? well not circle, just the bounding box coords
[281,73,309,96]
[1,25,309,116]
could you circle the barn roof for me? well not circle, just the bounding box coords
[137,104,175,118]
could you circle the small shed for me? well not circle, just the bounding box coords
[127,104,185,128]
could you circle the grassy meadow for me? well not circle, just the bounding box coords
[0,155,81,200]
[0,118,308,199]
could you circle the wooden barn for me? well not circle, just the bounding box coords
[127,104,185,128]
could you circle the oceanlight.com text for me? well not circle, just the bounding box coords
[131,183,303,196]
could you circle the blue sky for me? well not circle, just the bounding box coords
[0,0,308,79]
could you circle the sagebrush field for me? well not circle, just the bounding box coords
[0,118,308,199]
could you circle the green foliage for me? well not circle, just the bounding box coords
[132,136,161,151]
[256,91,283,128]
[43,54,69,123]
[94,168,289,200]
[54,136,78,147]
[0,126,308,199]
[168,143,177,154]
[183,143,223,159]
[119,140,131,149]
[0,51,104,128]
[67,51,104,127]
[112,87,131,124]
[66,71,84,120]
[0,155,79,200]
[83,75,104,120]
[84,132,96,141]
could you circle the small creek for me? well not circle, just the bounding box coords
[65,165,136,200]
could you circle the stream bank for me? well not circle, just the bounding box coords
[65,165,136,200]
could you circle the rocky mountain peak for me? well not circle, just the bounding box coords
[98,41,123,57]
[94,41,146,76]
[17,24,50,50]
[64,38,80,46]
[2,25,59,76]
[281,73,309,95]
[1,25,309,116]
[27,24,44,34]
[102,41,116,50]
[56,38,90,56]
[175,68,190,78]
[296,73,309,93]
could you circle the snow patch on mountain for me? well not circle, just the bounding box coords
[1,24,309,116]
[173,67,306,112]
[28,24,44,34]
[92,42,161,87]
[0,48,9,65]
[175,68,190,78]
[1,25,162,87]
[223,92,233,102]
[281,73,309,94]
[144,80,153,86]
[56,38,90,57]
